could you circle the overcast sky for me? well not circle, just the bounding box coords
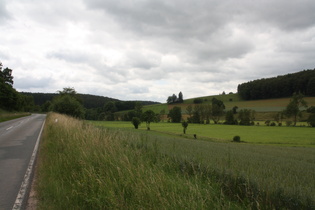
[1,0,315,102]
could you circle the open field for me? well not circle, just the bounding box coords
[91,121,315,147]
[145,94,315,113]
[37,113,315,209]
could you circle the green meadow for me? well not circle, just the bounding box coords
[92,121,315,147]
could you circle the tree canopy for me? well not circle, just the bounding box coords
[51,88,85,118]
[168,106,182,122]
[142,110,156,130]
[283,92,308,126]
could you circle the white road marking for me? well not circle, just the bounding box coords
[6,126,13,131]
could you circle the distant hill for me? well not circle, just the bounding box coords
[21,92,160,110]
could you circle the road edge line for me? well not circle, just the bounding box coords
[12,118,46,210]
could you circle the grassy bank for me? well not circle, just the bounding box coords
[37,113,245,209]
[0,110,31,122]
[37,113,315,209]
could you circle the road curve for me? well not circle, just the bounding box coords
[0,114,46,210]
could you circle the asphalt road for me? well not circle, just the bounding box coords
[0,114,46,210]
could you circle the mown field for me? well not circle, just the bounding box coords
[36,113,315,209]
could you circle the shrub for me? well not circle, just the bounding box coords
[278,123,282,126]
[131,117,141,129]
[233,136,241,142]
[265,120,271,126]
[270,122,276,126]
[307,114,315,127]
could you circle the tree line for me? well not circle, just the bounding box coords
[237,69,315,100]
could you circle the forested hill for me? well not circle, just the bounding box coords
[237,69,315,100]
[21,92,160,110]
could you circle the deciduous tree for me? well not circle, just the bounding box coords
[168,106,182,123]
[283,92,308,126]
[142,110,156,130]
[51,88,85,118]
[182,121,188,134]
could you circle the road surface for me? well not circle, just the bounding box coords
[0,114,46,210]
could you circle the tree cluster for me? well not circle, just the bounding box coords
[238,69,315,100]
[130,105,163,130]
[0,62,35,112]
[185,98,225,124]
[167,92,183,104]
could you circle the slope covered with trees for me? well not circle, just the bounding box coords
[237,69,315,100]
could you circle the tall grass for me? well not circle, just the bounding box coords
[37,113,245,209]
[37,113,315,209]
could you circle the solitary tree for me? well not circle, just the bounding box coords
[182,121,188,134]
[284,92,308,126]
[142,110,156,130]
[168,106,182,122]
[178,91,183,103]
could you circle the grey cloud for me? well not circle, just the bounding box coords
[125,50,161,69]
[0,0,11,23]
[47,50,88,64]
[246,0,315,31]
[21,0,88,27]
[84,0,230,39]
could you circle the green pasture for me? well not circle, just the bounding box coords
[91,121,315,147]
